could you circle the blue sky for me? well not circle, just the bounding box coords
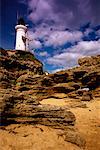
[0,0,100,73]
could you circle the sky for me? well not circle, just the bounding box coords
[0,0,100,73]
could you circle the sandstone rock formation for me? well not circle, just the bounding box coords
[0,49,100,149]
[0,49,100,100]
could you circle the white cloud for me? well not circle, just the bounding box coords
[51,68,65,73]
[28,0,54,23]
[29,40,42,49]
[27,23,100,73]
[27,30,42,49]
[28,28,83,48]
[45,30,83,47]
[47,52,83,68]
[39,51,48,56]
[47,40,100,70]
[70,40,100,55]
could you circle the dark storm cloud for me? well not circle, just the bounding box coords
[27,0,100,29]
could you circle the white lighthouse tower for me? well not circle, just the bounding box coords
[15,18,27,51]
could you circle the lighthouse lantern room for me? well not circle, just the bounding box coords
[15,18,27,51]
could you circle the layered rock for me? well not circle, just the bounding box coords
[0,50,100,105]
[0,91,85,147]
[0,49,43,78]
[0,49,100,149]
[78,55,100,66]
[0,49,87,148]
[0,49,100,100]
[1,93,75,127]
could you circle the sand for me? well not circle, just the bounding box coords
[41,97,100,150]
[0,124,81,150]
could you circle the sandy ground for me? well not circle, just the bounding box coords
[70,98,100,150]
[0,124,81,150]
[0,97,100,150]
[41,97,100,150]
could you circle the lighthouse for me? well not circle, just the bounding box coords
[15,18,27,51]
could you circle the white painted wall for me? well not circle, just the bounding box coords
[15,25,27,51]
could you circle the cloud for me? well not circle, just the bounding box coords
[27,0,100,29]
[29,40,42,49]
[24,0,100,51]
[96,30,100,37]
[26,0,100,49]
[22,0,100,73]
[39,51,48,56]
[47,39,100,69]
[51,68,65,73]
[84,28,93,37]
[47,52,83,68]
[28,27,83,48]
[45,30,83,47]
[27,30,42,49]
[70,40,100,55]
[27,25,100,72]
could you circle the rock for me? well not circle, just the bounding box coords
[4,50,100,148]
[68,91,80,99]
[0,48,8,56]
[0,50,43,75]
[41,76,54,86]
[81,91,93,101]
[64,130,86,147]
[51,93,68,99]
[93,87,100,97]
[52,83,75,94]
[0,93,76,129]
[50,72,69,83]
[73,70,87,79]
[0,50,100,100]
[82,71,100,90]
[1,99,79,148]
[78,55,100,66]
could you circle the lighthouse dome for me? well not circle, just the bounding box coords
[18,17,25,26]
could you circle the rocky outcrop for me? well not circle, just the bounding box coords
[78,55,100,66]
[0,49,43,76]
[0,49,44,90]
[1,92,75,127]
[46,55,100,98]
[0,49,100,99]
[1,50,100,148]
[0,90,85,148]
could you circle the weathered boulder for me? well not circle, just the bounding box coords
[81,91,93,101]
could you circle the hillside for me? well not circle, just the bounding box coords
[0,49,100,150]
